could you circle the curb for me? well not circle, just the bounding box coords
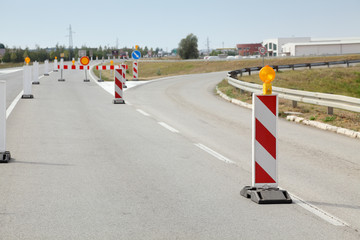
[216,86,360,140]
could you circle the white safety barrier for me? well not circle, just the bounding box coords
[22,65,33,99]
[133,61,138,80]
[32,61,40,85]
[58,59,65,81]
[53,59,58,72]
[0,81,11,163]
[95,65,128,70]
[113,69,125,104]
[44,60,50,76]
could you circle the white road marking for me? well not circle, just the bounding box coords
[136,109,150,116]
[158,122,179,133]
[194,143,236,165]
[290,193,348,227]
[6,90,23,119]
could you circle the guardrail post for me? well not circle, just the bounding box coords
[328,107,334,115]
[346,60,349,68]
[308,64,311,69]
[291,65,294,70]
[292,100,298,108]
[0,81,11,163]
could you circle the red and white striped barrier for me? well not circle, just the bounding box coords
[252,93,278,187]
[95,65,128,70]
[113,69,125,104]
[0,81,11,162]
[133,61,138,80]
[58,65,90,70]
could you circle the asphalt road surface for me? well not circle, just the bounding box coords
[0,65,359,239]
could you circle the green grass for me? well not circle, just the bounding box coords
[236,66,360,98]
[92,54,360,81]
[0,62,26,69]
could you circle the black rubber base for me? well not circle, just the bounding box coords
[0,151,11,163]
[58,79,65,82]
[240,186,292,204]
[21,94,34,99]
[32,82,40,85]
[113,99,125,104]
[123,85,127,88]
[84,79,90,82]
[98,80,104,82]
[44,74,50,76]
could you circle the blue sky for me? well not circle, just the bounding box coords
[1,0,360,51]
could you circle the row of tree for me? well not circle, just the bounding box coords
[1,33,201,63]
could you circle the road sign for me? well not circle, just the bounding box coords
[80,56,90,65]
[259,47,267,56]
[132,50,141,60]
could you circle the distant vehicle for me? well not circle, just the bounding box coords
[120,52,128,59]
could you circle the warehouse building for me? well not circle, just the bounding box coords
[282,39,360,56]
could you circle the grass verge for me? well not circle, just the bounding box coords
[217,78,360,132]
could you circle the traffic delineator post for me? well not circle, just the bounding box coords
[53,57,58,72]
[32,61,40,85]
[0,81,11,163]
[44,59,50,76]
[22,60,34,99]
[240,65,292,204]
[80,56,90,82]
[113,69,125,104]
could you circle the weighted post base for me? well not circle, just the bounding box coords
[44,74,50,76]
[113,99,125,104]
[32,81,40,85]
[0,151,11,163]
[240,186,292,204]
[98,80,104,82]
[21,94,34,99]
[84,79,90,82]
[58,79,65,82]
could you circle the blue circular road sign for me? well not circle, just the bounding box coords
[132,50,141,60]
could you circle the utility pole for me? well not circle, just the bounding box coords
[207,37,210,55]
[66,24,75,60]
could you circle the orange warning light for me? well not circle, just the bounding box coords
[259,65,275,95]
[110,60,114,66]
[25,57,30,65]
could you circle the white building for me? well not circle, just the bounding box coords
[282,38,360,56]
[262,37,311,57]
[262,37,360,57]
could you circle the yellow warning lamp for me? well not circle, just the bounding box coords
[259,65,276,95]
[72,60,75,65]
[55,56,57,60]
[110,60,114,66]
[135,45,139,50]
[25,57,30,65]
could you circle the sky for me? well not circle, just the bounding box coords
[1,0,360,51]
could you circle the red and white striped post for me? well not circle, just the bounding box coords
[113,69,125,104]
[240,65,292,204]
[121,64,127,88]
[133,61,138,80]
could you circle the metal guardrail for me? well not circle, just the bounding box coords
[228,59,360,77]
[226,59,360,114]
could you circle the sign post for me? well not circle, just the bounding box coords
[132,46,141,81]
[240,65,292,204]
[259,47,267,67]
[80,56,90,82]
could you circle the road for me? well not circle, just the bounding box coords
[0,65,359,239]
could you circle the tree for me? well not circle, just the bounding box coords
[178,33,199,59]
